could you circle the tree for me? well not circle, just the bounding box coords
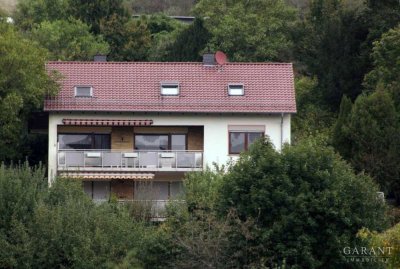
[294,0,369,110]
[15,0,129,34]
[14,0,70,30]
[217,138,387,268]
[68,0,129,34]
[364,25,400,109]
[193,0,297,62]
[346,91,400,203]
[292,76,335,143]
[144,14,186,61]
[100,15,151,61]
[164,18,211,62]
[29,19,109,61]
[332,95,353,159]
[0,23,58,161]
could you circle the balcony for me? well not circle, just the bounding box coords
[57,150,203,172]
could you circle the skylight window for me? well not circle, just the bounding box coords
[161,83,179,96]
[228,84,244,96]
[74,86,93,97]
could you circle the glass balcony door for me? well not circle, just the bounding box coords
[134,134,186,151]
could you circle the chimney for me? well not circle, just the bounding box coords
[203,53,215,66]
[94,54,107,62]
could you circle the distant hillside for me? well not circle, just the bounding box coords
[0,0,17,14]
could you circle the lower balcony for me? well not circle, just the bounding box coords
[57,150,203,172]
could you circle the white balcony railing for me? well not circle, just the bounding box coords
[57,150,203,171]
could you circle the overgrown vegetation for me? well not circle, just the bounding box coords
[0,138,389,268]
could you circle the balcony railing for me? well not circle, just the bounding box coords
[57,150,203,171]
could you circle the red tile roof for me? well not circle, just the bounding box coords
[44,61,296,113]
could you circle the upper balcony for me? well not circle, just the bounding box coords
[58,150,203,172]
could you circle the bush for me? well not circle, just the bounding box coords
[217,138,388,268]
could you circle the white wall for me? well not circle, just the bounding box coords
[48,112,291,183]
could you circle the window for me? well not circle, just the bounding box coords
[83,181,110,202]
[228,84,244,96]
[58,134,110,149]
[161,83,179,96]
[75,86,92,97]
[135,134,186,150]
[229,132,263,154]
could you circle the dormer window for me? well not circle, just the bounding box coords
[75,86,93,97]
[161,82,179,96]
[228,84,244,96]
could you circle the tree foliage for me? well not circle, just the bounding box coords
[100,15,151,61]
[0,164,174,269]
[163,18,211,62]
[0,23,58,162]
[364,25,400,108]
[294,0,368,109]
[29,19,109,61]
[217,138,387,268]
[333,91,400,204]
[193,0,297,62]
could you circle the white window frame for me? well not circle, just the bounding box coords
[161,82,179,96]
[74,86,93,97]
[228,84,244,96]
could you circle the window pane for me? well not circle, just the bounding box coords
[228,85,244,96]
[230,132,245,153]
[161,84,179,95]
[93,134,110,149]
[92,181,110,201]
[58,134,92,149]
[171,134,186,150]
[135,135,168,150]
[247,132,264,147]
[75,86,92,97]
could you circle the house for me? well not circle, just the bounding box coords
[44,53,296,207]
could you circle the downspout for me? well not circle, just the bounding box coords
[280,113,284,150]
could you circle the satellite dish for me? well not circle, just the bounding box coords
[215,51,227,65]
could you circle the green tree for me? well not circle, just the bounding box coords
[144,14,186,61]
[347,91,400,203]
[193,0,297,62]
[0,23,58,161]
[217,138,387,268]
[292,76,335,143]
[15,0,129,34]
[29,19,109,61]
[100,15,151,61]
[364,25,400,109]
[164,18,211,62]
[14,0,70,30]
[294,0,368,109]
[0,164,151,268]
[332,95,353,159]
[68,0,129,34]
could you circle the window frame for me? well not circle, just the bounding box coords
[134,133,187,151]
[228,84,244,96]
[228,131,264,154]
[74,86,93,97]
[160,82,180,96]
